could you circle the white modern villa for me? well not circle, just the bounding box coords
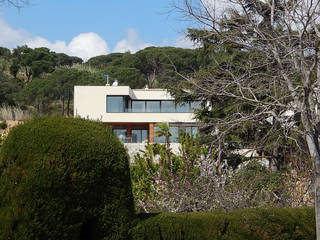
[74,85,200,157]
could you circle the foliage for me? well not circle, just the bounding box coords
[0,117,135,240]
[101,66,147,88]
[16,67,105,115]
[227,162,291,208]
[0,44,201,114]
[0,71,23,106]
[0,47,10,58]
[131,131,295,213]
[130,207,315,240]
[86,53,124,69]
[131,133,209,213]
[85,47,200,88]
[173,0,320,234]
[0,128,8,147]
[10,46,83,82]
[0,120,7,129]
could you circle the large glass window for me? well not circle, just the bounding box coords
[132,101,145,112]
[154,125,199,143]
[146,101,160,112]
[176,103,190,113]
[161,101,175,112]
[107,96,199,113]
[191,101,201,111]
[132,129,148,143]
[113,129,127,142]
[154,126,166,143]
[107,96,124,112]
[169,126,179,143]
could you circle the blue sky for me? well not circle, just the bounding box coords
[0,0,195,60]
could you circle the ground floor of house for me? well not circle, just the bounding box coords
[104,122,199,143]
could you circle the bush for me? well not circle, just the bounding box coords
[0,116,135,240]
[130,207,315,240]
[0,120,7,129]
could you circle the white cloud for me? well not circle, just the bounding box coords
[174,35,199,49]
[113,28,152,53]
[27,32,110,61]
[0,19,30,48]
[0,19,109,60]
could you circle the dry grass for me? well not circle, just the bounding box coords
[70,64,99,73]
[0,105,31,121]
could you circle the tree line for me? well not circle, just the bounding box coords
[0,45,200,115]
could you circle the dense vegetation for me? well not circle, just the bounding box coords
[130,207,315,240]
[0,117,134,240]
[0,42,315,239]
[0,45,200,117]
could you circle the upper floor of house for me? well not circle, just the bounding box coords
[74,85,200,123]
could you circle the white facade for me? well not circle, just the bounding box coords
[74,85,199,159]
[74,86,196,123]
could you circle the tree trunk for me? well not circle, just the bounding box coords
[61,96,65,116]
[25,67,32,83]
[305,133,320,239]
[166,135,172,176]
[67,89,71,116]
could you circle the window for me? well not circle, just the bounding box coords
[113,129,127,142]
[169,126,179,143]
[132,129,148,143]
[153,126,166,143]
[146,101,160,112]
[191,101,201,111]
[106,96,199,113]
[107,96,124,112]
[176,103,190,113]
[132,101,145,112]
[161,101,175,112]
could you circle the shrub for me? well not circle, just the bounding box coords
[130,207,315,240]
[0,116,135,240]
[0,120,7,129]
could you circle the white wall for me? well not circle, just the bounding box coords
[74,86,196,123]
[124,143,181,163]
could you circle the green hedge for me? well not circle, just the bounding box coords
[130,207,315,240]
[0,116,135,240]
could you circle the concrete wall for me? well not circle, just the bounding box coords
[74,86,196,123]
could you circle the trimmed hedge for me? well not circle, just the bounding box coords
[0,117,135,240]
[130,207,315,240]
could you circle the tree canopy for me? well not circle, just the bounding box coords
[173,0,320,238]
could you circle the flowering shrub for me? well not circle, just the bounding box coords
[0,129,8,146]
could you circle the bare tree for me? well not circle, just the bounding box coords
[0,0,29,8]
[173,0,320,237]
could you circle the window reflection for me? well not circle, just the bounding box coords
[161,101,175,112]
[106,96,200,113]
[107,96,124,112]
[146,101,160,112]
[154,126,166,143]
[176,103,190,113]
[154,125,199,143]
[132,101,145,112]
[113,129,127,142]
[169,126,179,142]
[132,129,148,143]
[191,101,201,110]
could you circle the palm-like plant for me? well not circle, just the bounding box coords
[155,122,172,175]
